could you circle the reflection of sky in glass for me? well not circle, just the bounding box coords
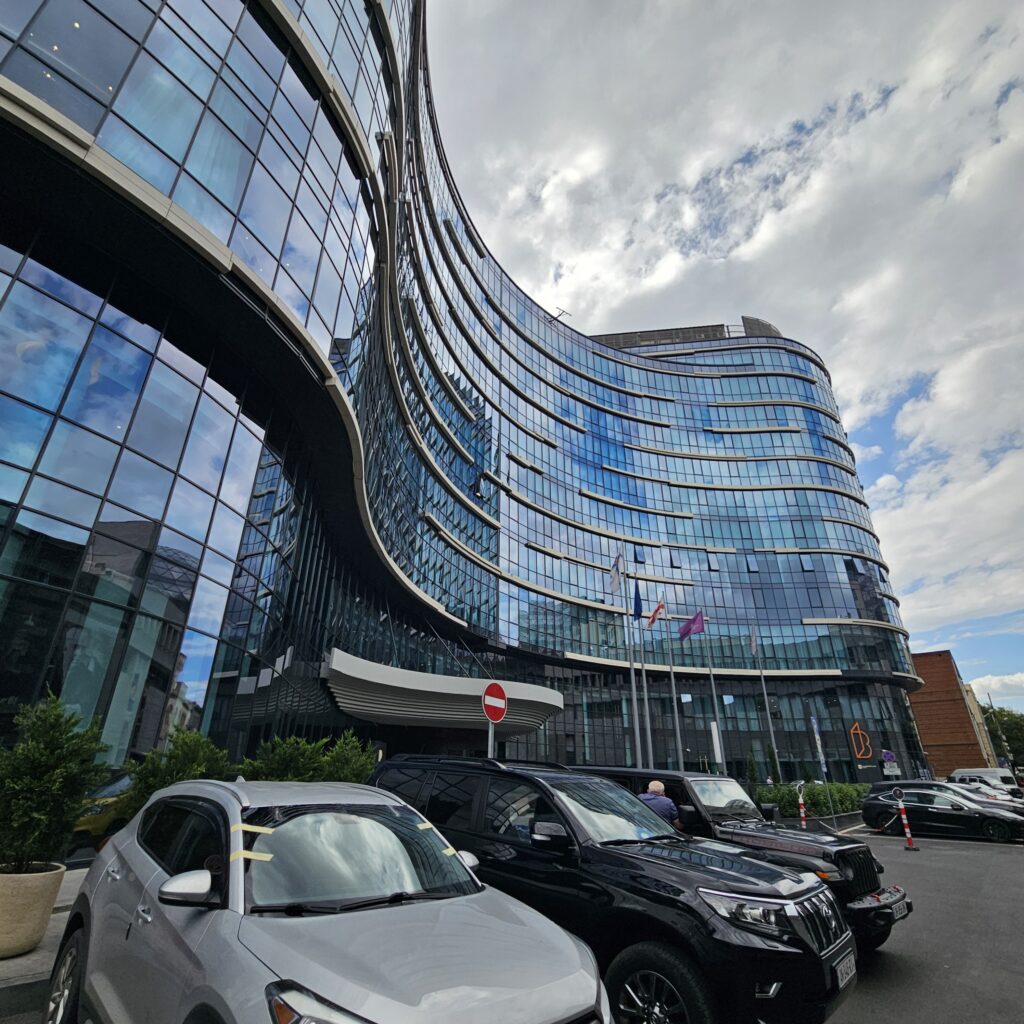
[549,779,667,843]
[249,807,470,906]
[176,629,217,705]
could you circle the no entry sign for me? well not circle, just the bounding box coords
[482,682,508,724]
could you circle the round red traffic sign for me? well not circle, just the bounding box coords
[482,682,508,724]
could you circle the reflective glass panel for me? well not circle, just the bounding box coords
[0,509,89,588]
[38,420,119,493]
[107,450,173,518]
[165,477,215,540]
[180,393,234,491]
[0,394,52,468]
[77,530,149,607]
[0,282,93,410]
[127,361,199,467]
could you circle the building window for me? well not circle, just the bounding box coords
[800,553,815,571]
[746,554,759,572]
[706,551,719,572]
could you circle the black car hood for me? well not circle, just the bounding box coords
[711,820,865,859]
[597,835,818,899]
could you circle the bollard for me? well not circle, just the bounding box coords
[892,787,919,852]
[797,781,807,830]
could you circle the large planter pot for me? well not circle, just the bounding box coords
[0,863,66,958]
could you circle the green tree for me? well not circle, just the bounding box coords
[118,729,233,821]
[320,731,377,783]
[0,695,108,873]
[985,706,1024,765]
[745,751,759,787]
[240,736,329,782]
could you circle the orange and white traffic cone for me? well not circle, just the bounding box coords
[798,788,807,830]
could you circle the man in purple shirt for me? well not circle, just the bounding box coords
[639,780,680,829]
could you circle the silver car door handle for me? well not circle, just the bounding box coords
[136,905,152,924]
[106,863,121,882]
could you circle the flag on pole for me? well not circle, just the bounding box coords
[677,610,705,641]
[749,625,757,656]
[632,580,643,622]
[607,552,624,595]
[646,593,666,629]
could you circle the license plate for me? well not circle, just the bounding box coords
[892,900,908,921]
[836,954,856,990]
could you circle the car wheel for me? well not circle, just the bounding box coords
[606,942,716,1024]
[982,819,1011,843]
[857,926,892,953]
[46,929,84,1024]
[869,811,895,833]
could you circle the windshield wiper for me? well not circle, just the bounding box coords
[250,891,452,916]
[601,833,682,846]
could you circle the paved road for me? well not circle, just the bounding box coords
[832,829,1024,1023]
[3,831,1020,1024]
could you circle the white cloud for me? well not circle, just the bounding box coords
[428,0,1024,641]
[968,673,1024,700]
[851,442,883,464]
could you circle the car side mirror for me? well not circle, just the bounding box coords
[758,803,777,822]
[678,804,704,828]
[457,850,480,871]
[531,820,572,851]
[158,869,215,908]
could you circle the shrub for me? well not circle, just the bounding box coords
[320,731,377,784]
[118,729,233,821]
[745,752,759,786]
[754,782,870,818]
[0,695,108,873]
[239,736,330,782]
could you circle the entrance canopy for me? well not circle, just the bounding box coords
[323,649,563,735]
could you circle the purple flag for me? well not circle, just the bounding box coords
[678,610,705,641]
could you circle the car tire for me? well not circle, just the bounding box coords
[45,929,84,1024]
[869,811,895,832]
[606,941,717,1024]
[857,926,892,953]
[982,819,1011,843]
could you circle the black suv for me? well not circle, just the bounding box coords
[372,756,857,1024]
[578,767,912,953]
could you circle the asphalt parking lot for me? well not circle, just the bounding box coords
[2,829,1020,1024]
[831,828,1024,1023]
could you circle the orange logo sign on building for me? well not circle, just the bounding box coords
[849,721,873,760]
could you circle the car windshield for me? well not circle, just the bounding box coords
[548,778,675,843]
[242,803,480,910]
[689,778,761,819]
[90,774,132,799]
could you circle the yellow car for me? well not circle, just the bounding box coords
[70,774,133,852]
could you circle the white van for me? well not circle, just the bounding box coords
[948,768,1022,798]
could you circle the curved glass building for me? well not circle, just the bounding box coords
[0,0,926,779]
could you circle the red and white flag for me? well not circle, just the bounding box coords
[646,594,666,629]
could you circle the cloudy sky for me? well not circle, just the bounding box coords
[427,0,1024,711]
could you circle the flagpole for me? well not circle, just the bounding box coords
[702,627,725,774]
[665,598,685,771]
[753,626,781,781]
[620,547,644,768]
[638,609,655,768]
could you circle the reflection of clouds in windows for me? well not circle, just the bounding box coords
[251,813,420,905]
[185,577,229,635]
[177,630,217,706]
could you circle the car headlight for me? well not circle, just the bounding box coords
[268,987,362,1024]
[82,803,107,816]
[814,868,843,881]
[698,889,796,940]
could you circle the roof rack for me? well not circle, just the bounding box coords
[386,754,507,769]
[501,760,570,771]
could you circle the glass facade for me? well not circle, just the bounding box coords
[0,0,926,777]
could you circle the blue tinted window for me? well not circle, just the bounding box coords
[95,115,178,193]
[108,450,173,518]
[113,53,203,161]
[1,509,89,588]
[180,393,234,491]
[226,38,276,107]
[171,175,234,242]
[100,302,161,351]
[52,597,129,722]
[0,283,93,410]
[0,394,52,468]
[165,478,215,540]
[38,420,119,493]
[209,81,262,148]
[0,0,39,36]
[3,49,105,132]
[78,531,149,607]
[0,464,28,504]
[185,575,229,634]
[219,425,262,511]
[280,212,320,293]
[62,325,150,439]
[24,476,101,527]
[176,628,218,704]
[184,113,254,209]
[20,260,103,317]
[208,500,244,557]
[24,0,137,102]
[127,361,199,467]
[145,20,216,97]
[238,163,291,254]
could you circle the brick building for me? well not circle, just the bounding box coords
[910,650,998,778]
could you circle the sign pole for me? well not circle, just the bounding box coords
[638,619,655,769]
[753,629,781,781]
[482,682,507,760]
[665,609,685,771]
[621,549,644,768]
[487,719,495,759]
[702,629,724,773]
